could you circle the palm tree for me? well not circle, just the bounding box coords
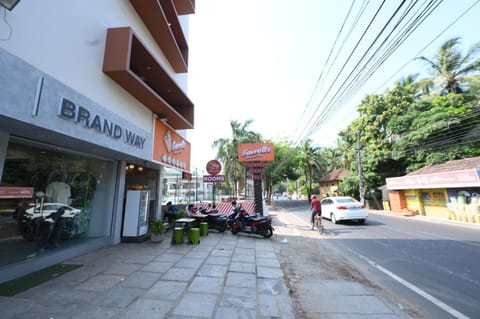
[417,37,480,94]
[301,139,322,200]
[212,119,262,198]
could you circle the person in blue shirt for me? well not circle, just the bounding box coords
[165,201,178,223]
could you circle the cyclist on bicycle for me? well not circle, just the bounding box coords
[310,195,322,230]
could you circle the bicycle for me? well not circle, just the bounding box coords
[314,212,324,234]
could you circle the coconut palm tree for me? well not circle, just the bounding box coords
[300,139,322,200]
[212,119,262,198]
[417,37,480,94]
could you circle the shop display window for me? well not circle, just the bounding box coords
[0,138,115,266]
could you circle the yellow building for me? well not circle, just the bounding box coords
[318,169,350,199]
[386,157,480,223]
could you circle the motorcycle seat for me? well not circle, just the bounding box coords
[250,215,269,222]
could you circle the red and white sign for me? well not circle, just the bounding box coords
[153,119,191,172]
[238,143,274,162]
[243,161,270,167]
[203,175,226,182]
[0,187,34,198]
[206,160,222,176]
[386,169,480,190]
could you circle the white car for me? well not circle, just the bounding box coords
[25,203,81,220]
[320,196,368,224]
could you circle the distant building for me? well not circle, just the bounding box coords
[386,156,480,223]
[318,169,350,198]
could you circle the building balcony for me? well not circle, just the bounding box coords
[103,27,194,130]
[130,0,189,73]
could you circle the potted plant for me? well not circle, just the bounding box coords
[150,219,166,243]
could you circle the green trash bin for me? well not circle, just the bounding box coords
[188,228,200,245]
[199,222,208,236]
[172,227,184,244]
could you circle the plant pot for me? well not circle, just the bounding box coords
[150,233,164,243]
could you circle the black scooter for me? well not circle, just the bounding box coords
[197,207,228,232]
[230,206,274,238]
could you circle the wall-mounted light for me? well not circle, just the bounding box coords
[128,164,135,170]
[0,0,21,11]
[138,166,144,172]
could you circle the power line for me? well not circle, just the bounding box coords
[295,0,480,145]
[373,0,480,93]
[293,0,358,140]
[294,0,390,143]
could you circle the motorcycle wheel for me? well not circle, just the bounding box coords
[261,227,273,238]
[22,232,35,241]
[231,223,241,234]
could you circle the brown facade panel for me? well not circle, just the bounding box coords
[130,0,188,73]
[173,0,195,15]
[103,27,194,130]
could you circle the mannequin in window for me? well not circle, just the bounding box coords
[46,173,71,204]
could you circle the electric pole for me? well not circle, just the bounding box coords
[357,132,365,205]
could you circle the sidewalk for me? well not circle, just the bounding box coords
[1,230,295,319]
[0,207,417,319]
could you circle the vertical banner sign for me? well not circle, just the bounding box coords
[238,143,275,215]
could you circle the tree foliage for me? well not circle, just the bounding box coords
[335,37,480,197]
[212,119,261,197]
[207,38,480,201]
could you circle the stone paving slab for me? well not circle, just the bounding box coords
[187,276,224,294]
[144,280,188,300]
[0,225,411,319]
[172,292,218,318]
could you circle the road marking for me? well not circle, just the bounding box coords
[351,249,470,319]
[418,231,480,248]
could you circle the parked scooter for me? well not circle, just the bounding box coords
[197,207,228,232]
[230,204,274,238]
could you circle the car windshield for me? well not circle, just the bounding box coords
[336,197,356,204]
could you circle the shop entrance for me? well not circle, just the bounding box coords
[0,137,115,267]
[122,163,159,241]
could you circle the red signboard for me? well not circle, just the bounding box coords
[243,161,270,167]
[386,169,480,190]
[0,187,34,198]
[238,143,274,162]
[153,119,191,172]
[206,160,222,176]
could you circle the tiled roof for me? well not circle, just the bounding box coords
[408,156,480,175]
[318,168,350,182]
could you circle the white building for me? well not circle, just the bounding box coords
[0,0,195,282]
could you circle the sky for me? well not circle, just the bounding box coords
[186,0,480,173]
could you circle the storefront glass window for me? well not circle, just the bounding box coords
[0,138,114,267]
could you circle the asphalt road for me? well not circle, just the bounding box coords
[272,198,480,319]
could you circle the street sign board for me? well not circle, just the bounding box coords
[206,159,222,175]
[203,175,225,182]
